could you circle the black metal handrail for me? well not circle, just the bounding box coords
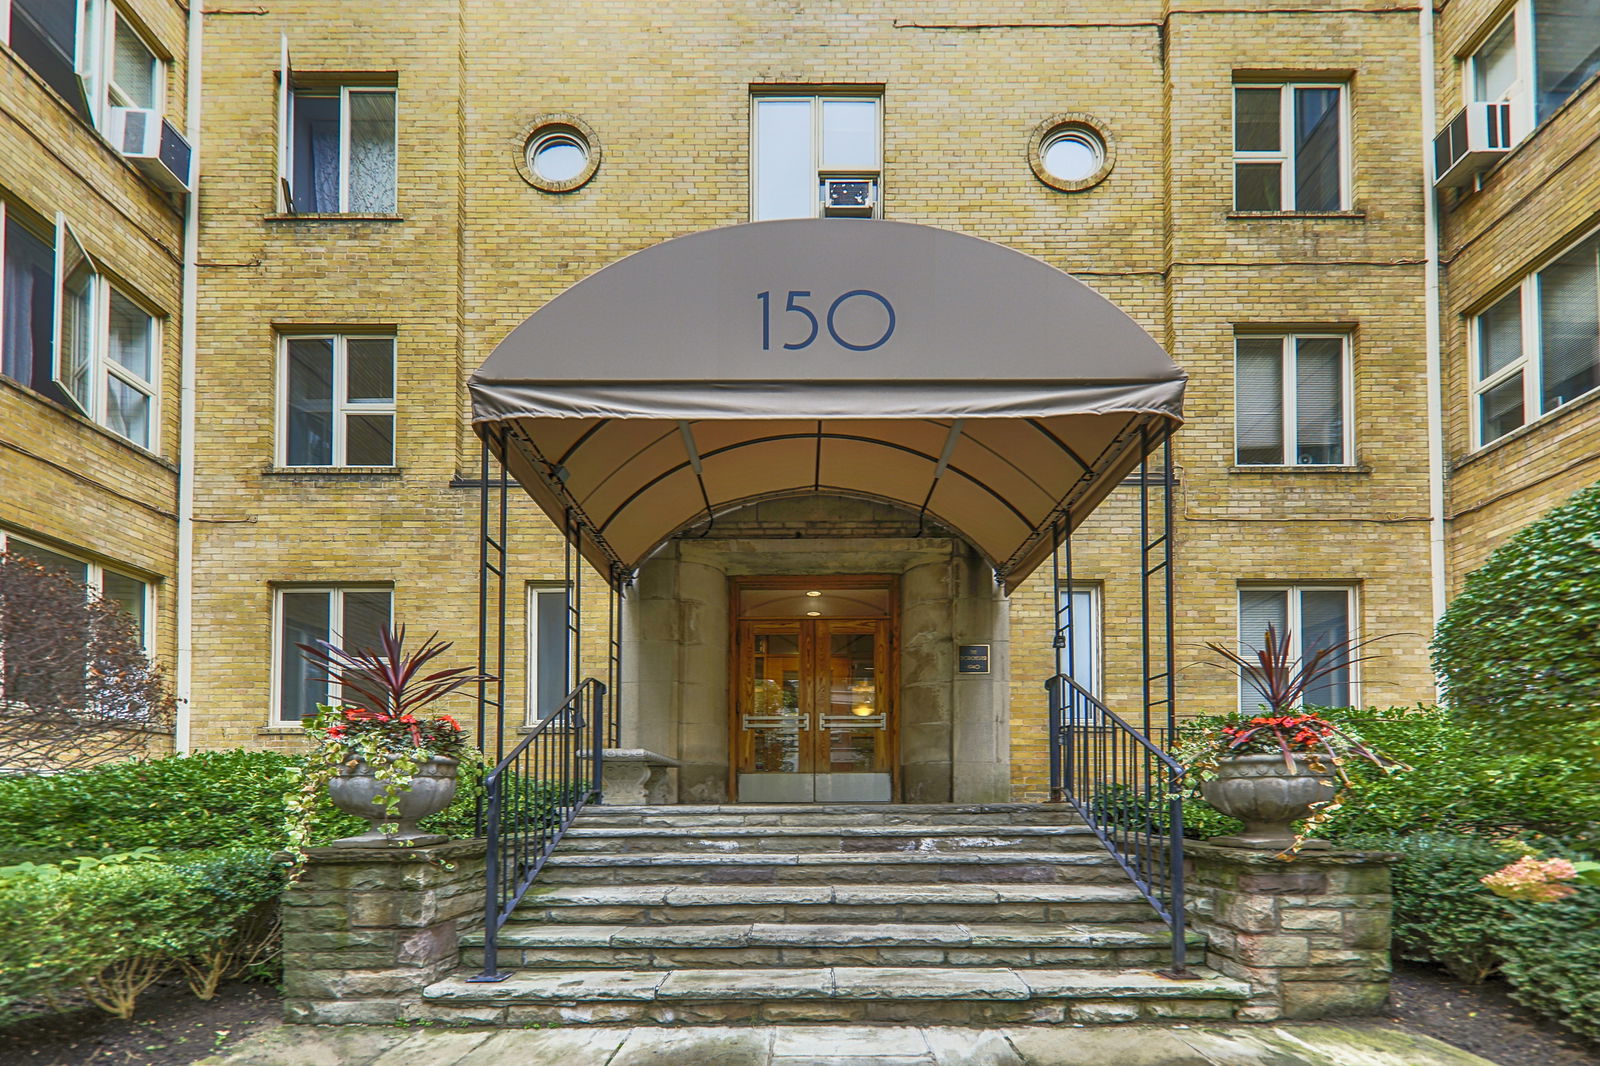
[471,676,606,982]
[1047,673,1189,976]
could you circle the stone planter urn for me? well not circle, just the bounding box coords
[328,756,458,846]
[1199,752,1339,851]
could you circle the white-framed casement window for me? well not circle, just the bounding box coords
[278,334,396,467]
[0,529,151,650]
[0,0,163,129]
[1232,82,1349,212]
[0,200,56,392]
[1234,334,1351,466]
[1054,583,1102,713]
[1467,8,1535,144]
[52,214,160,450]
[1471,227,1600,447]
[275,45,397,215]
[2,0,86,115]
[752,93,881,220]
[272,585,392,724]
[525,583,572,723]
[1238,585,1357,713]
[1463,2,1600,134]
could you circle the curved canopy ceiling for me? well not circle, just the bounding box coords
[470,219,1185,592]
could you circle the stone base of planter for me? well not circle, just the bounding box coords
[1184,841,1397,1022]
[601,748,679,804]
[1207,832,1332,851]
[280,839,485,1025]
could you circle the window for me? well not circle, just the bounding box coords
[49,215,160,449]
[1054,584,1101,706]
[0,530,150,650]
[1,1,164,129]
[278,334,396,467]
[1465,2,1600,137]
[1237,586,1356,712]
[1471,229,1600,446]
[1234,334,1350,466]
[1468,10,1535,142]
[276,48,397,215]
[525,584,571,723]
[752,93,880,220]
[273,586,391,723]
[2,0,86,115]
[1233,83,1348,212]
[0,202,55,392]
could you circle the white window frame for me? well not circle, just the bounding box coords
[50,213,160,450]
[269,584,393,726]
[1232,81,1352,212]
[1464,6,1535,144]
[279,69,400,215]
[1470,221,1600,449]
[0,529,152,651]
[275,333,397,468]
[1233,333,1354,467]
[1054,582,1102,702]
[750,92,883,221]
[1236,584,1359,712]
[524,582,573,725]
[86,1,164,131]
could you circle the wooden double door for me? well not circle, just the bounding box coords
[732,579,896,803]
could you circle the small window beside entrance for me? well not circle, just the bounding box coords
[525,584,571,722]
[752,92,882,220]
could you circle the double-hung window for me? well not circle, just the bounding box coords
[1237,586,1356,712]
[0,201,56,392]
[279,334,396,467]
[52,215,160,449]
[1472,229,1600,446]
[0,530,151,650]
[273,585,392,723]
[1054,584,1101,721]
[525,584,571,723]
[1234,334,1350,466]
[1233,82,1348,212]
[276,46,397,215]
[752,93,881,220]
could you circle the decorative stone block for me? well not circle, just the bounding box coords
[601,748,680,804]
[280,839,486,1025]
[1185,842,1396,1022]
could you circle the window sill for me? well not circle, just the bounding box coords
[263,466,403,479]
[1227,210,1365,220]
[264,213,404,223]
[258,726,307,736]
[1455,386,1600,470]
[1228,464,1370,475]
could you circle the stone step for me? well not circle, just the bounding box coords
[536,850,1124,886]
[422,965,1248,1026]
[577,803,1085,828]
[461,921,1203,970]
[513,882,1160,925]
[558,824,1103,854]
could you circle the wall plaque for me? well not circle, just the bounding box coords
[958,644,991,674]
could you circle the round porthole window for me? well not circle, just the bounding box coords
[1029,115,1114,192]
[516,115,601,192]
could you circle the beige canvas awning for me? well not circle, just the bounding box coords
[470,220,1185,592]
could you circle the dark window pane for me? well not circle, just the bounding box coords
[286,338,334,465]
[1,216,55,390]
[1235,338,1284,464]
[341,590,391,655]
[345,414,393,466]
[345,337,394,400]
[1478,291,1524,378]
[1538,235,1600,413]
[100,571,147,645]
[1235,163,1281,211]
[1479,373,1526,442]
[279,591,331,722]
[1300,590,1351,708]
[1238,589,1289,714]
[1234,87,1281,151]
[1534,0,1600,121]
[291,93,341,213]
[1293,88,1342,211]
[1294,338,1344,464]
[535,588,569,718]
[9,0,87,118]
[9,540,89,585]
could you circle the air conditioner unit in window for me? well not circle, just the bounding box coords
[107,106,193,193]
[1434,101,1513,190]
[822,177,876,217]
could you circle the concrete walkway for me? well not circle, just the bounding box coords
[196,1023,1497,1065]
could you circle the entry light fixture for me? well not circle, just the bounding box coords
[806,610,821,617]
[805,590,821,597]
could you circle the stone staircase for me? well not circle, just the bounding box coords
[423,804,1249,1026]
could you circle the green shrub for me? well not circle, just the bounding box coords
[0,848,285,1018]
[1496,877,1600,1042]
[1431,480,1600,761]
[1343,831,1518,983]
